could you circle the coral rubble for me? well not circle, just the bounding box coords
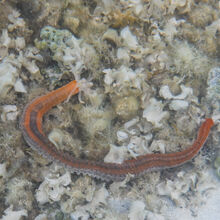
[0,0,219,219]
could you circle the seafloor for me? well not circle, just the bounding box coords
[0,0,220,219]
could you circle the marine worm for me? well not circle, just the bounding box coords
[20,80,214,181]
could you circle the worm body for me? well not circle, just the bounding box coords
[20,80,214,181]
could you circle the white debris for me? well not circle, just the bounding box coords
[34,214,48,220]
[15,37,26,50]
[127,136,149,158]
[117,47,130,63]
[103,66,143,90]
[0,61,18,97]
[205,19,220,36]
[8,10,26,32]
[35,172,71,204]
[206,67,220,104]
[0,163,7,178]
[0,29,11,49]
[143,98,169,127]
[108,198,131,214]
[149,140,166,154]
[145,51,169,72]
[124,117,139,130]
[39,26,97,81]
[104,144,127,164]
[120,26,138,50]
[117,130,129,142]
[14,78,27,93]
[159,85,193,100]
[120,0,144,15]
[0,29,11,60]
[1,205,27,220]
[156,170,216,207]
[71,186,109,219]
[102,28,119,45]
[162,18,185,42]
[48,128,64,148]
[146,211,165,220]
[1,105,18,122]
[0,11,43,97]
[169,100,189,111]
[21,59,40,75]
[70,210,89,220]
[103,66,135,85]
[128,200,147,220]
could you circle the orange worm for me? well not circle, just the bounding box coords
[20,80,214,181]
